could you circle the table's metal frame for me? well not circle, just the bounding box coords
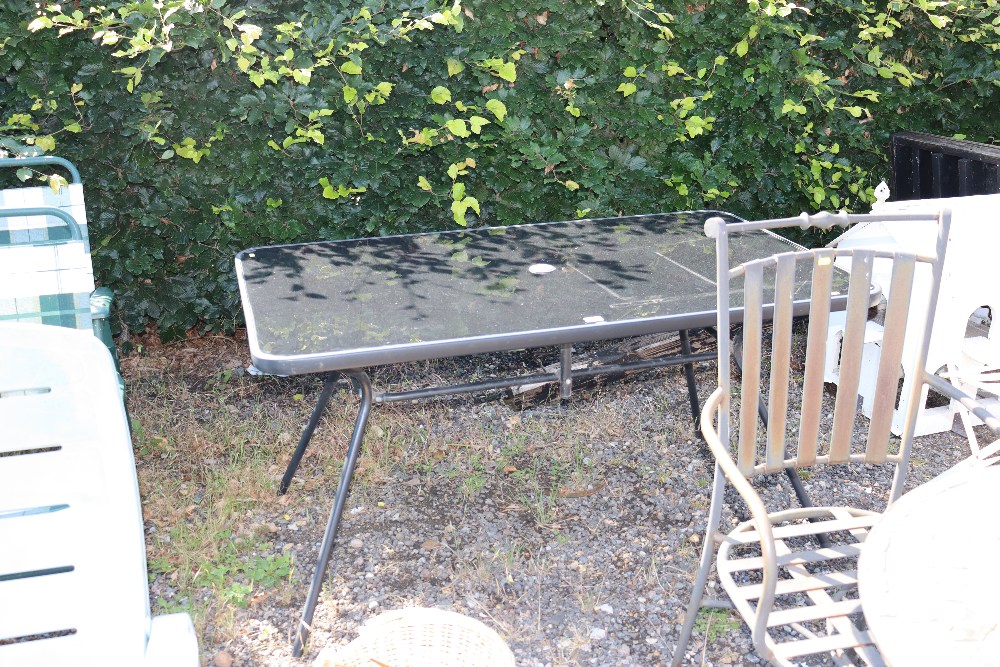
[282,333,712,656]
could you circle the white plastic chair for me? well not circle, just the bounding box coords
[940,350,1000,461]
[823,192,1000,436]
[0,323,197,666]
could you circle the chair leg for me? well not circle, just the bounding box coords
[958,403,981,453]
[670,462,726,667]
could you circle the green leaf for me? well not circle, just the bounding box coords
[564,180,580,191]
[451,200,468,226]
[469,116,490,133]
[736,39,749,57]
[843,106,863,118]
[340,61,362,75]
[430,86,452,104]
[927,14,950,29]
[485,99,507,122]
[64,122,82,133]
[617,82,637,97]
[452,182,466,200]
[35,135,56,151]
[445,119,470,137]
[27,17,52,32]
[624,66,638,77]
[343,85,357,103]
[160,149,174,159]
[418,176,432,191]
[147,47,165,67]
[447,58,465,76]
[566,106,581,117]
[494,62,517,82]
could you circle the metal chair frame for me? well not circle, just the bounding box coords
[671,209,952,666]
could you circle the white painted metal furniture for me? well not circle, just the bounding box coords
[672,209,951,667]
[824,192,1000,436]
[858,464,1000,666]
[0,323,197,666]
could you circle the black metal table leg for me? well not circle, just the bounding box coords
[279,372,341,495]
[679,329,703,433]
[292,370,373,657]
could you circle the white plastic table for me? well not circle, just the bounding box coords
[859,464,1000,666]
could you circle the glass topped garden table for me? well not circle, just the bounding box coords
[235,210,841,655]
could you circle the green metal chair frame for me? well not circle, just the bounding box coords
[0,156,118,374]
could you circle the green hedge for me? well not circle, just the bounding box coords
[1,1,997,339]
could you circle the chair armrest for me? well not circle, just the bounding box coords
[90,286,113,319]
[700,387,778,651]
[90,287,122,381]
[0,207,82,244]
[924,371,1000,435]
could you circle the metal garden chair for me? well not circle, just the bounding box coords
[671,209,952,666]
[0,156,119,379]
[0,323,197,666]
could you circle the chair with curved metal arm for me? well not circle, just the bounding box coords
[671,208,951,666]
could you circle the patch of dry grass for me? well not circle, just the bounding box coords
[122,335,608,647]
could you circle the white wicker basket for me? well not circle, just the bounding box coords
[314,607,516,667]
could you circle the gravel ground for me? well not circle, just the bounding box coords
[162,336,974,667]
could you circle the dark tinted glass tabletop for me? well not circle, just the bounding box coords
[236,211,811,374]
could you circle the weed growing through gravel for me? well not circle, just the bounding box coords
[692,608,742,642]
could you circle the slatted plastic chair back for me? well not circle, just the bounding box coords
[0,323,149,664]
[707,210,951,485]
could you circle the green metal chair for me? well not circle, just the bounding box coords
[0,156,119,377]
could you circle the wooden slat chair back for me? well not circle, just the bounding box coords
[670,209,951,667]
[0,323,198,666]
[0,157,118,374]
[734,247,924,475]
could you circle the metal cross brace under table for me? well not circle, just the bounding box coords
[235,210,852,656]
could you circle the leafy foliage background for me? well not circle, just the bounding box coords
[1,0,997,339]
